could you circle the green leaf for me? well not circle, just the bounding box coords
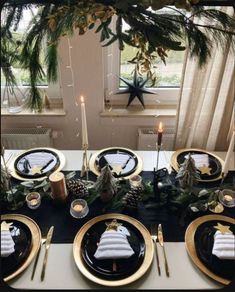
[65,171,76,180]
[102,35,118,47]
[21,181,34,188]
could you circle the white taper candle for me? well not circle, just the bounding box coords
[80,96,88,148]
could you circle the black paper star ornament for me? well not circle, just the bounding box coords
[118,69,155,108]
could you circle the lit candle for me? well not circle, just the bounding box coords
[49,172,68,203]
[26,192,41,209]
[70,199,89,219]
[224,195,233,202]
[80,95,88,148]
[157,122,163,147]
[222,131,235,176]
[219,189,235,208]
[73,204,83,212]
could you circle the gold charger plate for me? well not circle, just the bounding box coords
[1,214,41,282]
[171,148,224,182]
[8,147,66,181]
[185,214,234,285]
[73,213,154,287]
[89,147,143,180]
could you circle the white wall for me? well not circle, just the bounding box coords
[1,29,175,150]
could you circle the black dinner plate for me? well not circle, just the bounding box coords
[14,149,60,179]
[194,220,235,280]
[81,219,145,280]
[1,220,32,279]
[177,150,222,180]
[95,148,138,178]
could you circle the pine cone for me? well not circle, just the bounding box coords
[122,186,143,209]
[66,179,88,198]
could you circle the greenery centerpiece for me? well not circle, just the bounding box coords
[1,0,235,111]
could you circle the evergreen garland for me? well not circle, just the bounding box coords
[1,169,234,226]
[1,0,235,110]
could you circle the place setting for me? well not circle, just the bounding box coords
[1,214,41,282]
[73,213,154,287]
[185,214,235,285]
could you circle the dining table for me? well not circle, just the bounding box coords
[1,149,235,290]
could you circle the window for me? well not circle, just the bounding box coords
[1,6,62,110]
[103,16,185,111]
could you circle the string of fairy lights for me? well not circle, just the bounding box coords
[66,37,80,139]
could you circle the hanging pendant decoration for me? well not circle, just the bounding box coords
[118,68,155,108]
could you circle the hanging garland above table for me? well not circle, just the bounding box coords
[1,0,235,111]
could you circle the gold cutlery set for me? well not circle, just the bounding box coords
[31,226,54,281]
[151,224,169,277]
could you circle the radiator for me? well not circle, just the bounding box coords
[137,127,175,150]
[1,128,53,149]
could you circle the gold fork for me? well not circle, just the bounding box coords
[31,229,48,280]
[150,225,161,276]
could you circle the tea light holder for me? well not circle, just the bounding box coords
[70,199,89,219]
[26,192,41,209]
[129,175,143,188]
[219,189,235,208]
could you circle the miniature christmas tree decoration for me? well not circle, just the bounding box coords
[176,154,200,189]
[94,165,117,202]
[94,219,135,271]
[1,221,15,257]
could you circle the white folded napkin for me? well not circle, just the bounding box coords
[94,231,135,260]
[1,230,15,257]
[212,231,235,260]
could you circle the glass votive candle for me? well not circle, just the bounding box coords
[70,199,89,219]
[129,175,143,188]
[219,189,235,208]
[26,192,41,209]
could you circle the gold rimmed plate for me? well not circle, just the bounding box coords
[89,147,143,180]
[185,214,234,285]
[1,214,41,282]
[171,148,224,182]
[73,213,154,287]
[8,147,66,181]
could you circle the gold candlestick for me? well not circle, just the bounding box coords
[81,144,89,181]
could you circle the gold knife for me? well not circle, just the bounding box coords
[158,224,170,277]
[40,226,54,281]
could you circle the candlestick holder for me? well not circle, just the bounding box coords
[70,199,89,219]
[26,192,41,209]
[153,167,169,199]
[156,144,161,171]
[81,144,89,181]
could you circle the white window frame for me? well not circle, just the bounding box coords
[103,18,184,109]
[1,6,63,110]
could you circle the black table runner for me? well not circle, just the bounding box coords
[1,171,235,244]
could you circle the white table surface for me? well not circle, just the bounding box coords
[3,149,235,290]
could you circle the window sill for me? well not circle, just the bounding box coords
[1,108,66,116]
[100,106,176,118]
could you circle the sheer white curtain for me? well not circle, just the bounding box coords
[174,9,235,151]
